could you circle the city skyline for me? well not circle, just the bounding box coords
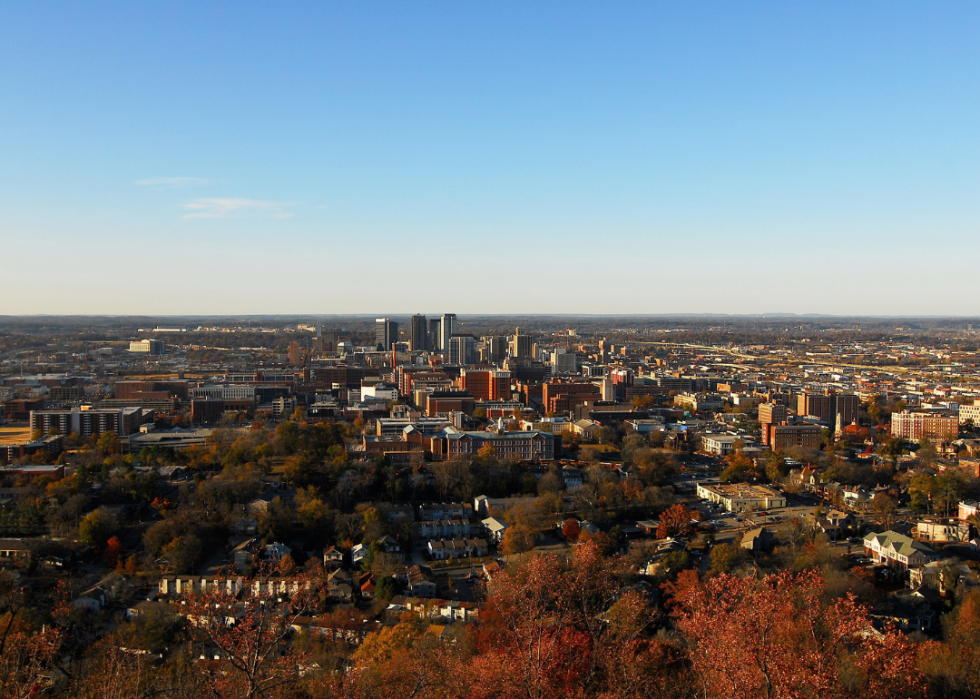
[3,3,980,315]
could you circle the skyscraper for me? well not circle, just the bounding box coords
[429,318,442,351]
[410,314,428,352]
[509,327,532,359]
[440,313,456,353]
[485,335,506,362]
[449,334,476,365]
[375,318,399,350]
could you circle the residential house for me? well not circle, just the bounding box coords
[864,530,937,570]
[909,558,972,593]
[322,546,344,570]
[263,541,292,562]
[481,517,508,544]
[351,543,368,565]
[399,565,437,598]
[74,586,109,611]
[562,467,584,489]
[0,539,31,565]
[232,539,259,572]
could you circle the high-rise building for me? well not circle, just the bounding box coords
[758,402,789,426]
[550,350,577,374]
[509,327,532,359]
[449,334,477,366]
[440,314,456,353]
[375,318,399,351]
[429,318,442,351]
[797,390,859,427]
[288,341,303,366]
[485,335,506,362]
[410,314,428,352]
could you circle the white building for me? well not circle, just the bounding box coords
[701,434,739,456]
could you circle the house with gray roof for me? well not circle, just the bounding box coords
[864,530,937,570]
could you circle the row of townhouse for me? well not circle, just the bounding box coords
[390,595,480,622]
[291,616,373,644]
[418,502,473,521]
[863,530,938,570]
[415,519,481,539]
[427,538,489,560]
[158,575,313,598]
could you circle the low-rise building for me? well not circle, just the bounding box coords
[701,434,739,456]
[696,483,786,512]
[914,520,971,544]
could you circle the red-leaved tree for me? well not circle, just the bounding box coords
[668,568,926,699]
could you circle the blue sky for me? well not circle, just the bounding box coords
[2,3,979,315]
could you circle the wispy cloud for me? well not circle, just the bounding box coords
[135,177,212,188]
[181,198,294,219]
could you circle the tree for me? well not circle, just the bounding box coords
[657,503,694,540]
[871,492,898,528]
[669,569,926,699]
[933,472,966,518]
[708,542,740,574]
[561,518,581,542]
[79,507,117,550]
[474,553,590,699]
[178,568,320,699]
[720,451,761,483]
[500,523,536,555]
[97,431,120,456]
[104,535,124,568]
[375,575,398,601]
[0,578,71,699]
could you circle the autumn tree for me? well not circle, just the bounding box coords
[657,503,694,540]
[177,568,322,698]
[104,535,124,568]
[669,568,927,699]
[0,577,72,699]
[561,518,581,542]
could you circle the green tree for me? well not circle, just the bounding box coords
[709,542,740,573]
[78,507,116,550]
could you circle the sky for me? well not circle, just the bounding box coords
[1,3,979,316]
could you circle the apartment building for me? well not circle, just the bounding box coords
[890,411,959,442]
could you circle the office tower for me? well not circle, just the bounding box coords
[449,334,476,365]
[551,350,577,374]
[429,318,442,351]
[509,327,532,359]
[485,335,506,362]
[440,313,456,353]
[411,314,428,351]
[375,318,398,351]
